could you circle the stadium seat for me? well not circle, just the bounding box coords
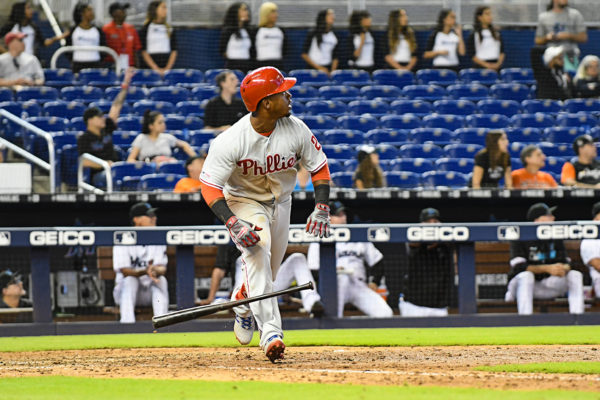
[319,85,360,102]
[589,126,600,140]
[288,85,319,101]
[164,69,204,86]
[322,145,355,160]
[423,114,464,131]
[69,117,86,132]
[43,68,75,87]
[459,68,499,85]
[446,83,489,101]
[139,173,183,191]
[203,69,245,84]
[544,156,566,174]
[403,84,446,101]
[60,86,103,102]
[435,158,474,174]
[500,68,536,85]
[31,131,77,162]
[538,142,572,158]
[0,88,12,102]
[508,142,528,158]
[106,86,147,102]
[78,68,118,86]
[132,100,175,115]
[112,130,138,147]
[399,143,444,159]
[563,98,600,113]
[360,85,402,100]
[16,86,58,102]
[189,130,214,146]
[422,171,469,188]
[43,101,85,119]
[348,100,389,116]
[148,86,190,104]
[21,100,41,117]
[477,99,521,116]
[338,115,378,132]
[0,101,24,117]
[504,127,543,143]
[176,101,206,118]
[444,143,484,158]
[384,171,420,188]
[191,85,219,101]
[466,114,510,129]
[491,83,530,101]
[321,129,365,145]
[521,99,562,114]
[305,100,346,117]
[416,69,458,86]
[117,116,142,131]
[365,128,410,145]
[389,99,431,117]
[511,113,555,129]
[343,159,358,172]
[289,69,330,86]
[326,159,346,174]
[292,101,306,115]
[157,161,186,175]
[331,69,371,85]
[411,128,454,145]
[544,126,582,143]
[453,128,488,146]
[390,158,434,173]
[59,144,79,186]
[330,171,354,188]
[27,116,69,133]
[556,113,598,128]
[432,99,477,116]
[302,115,337,131]
[165,115,204,131]
[376,145,399,160]
[110,161,156,186]
[371,69,414,88]
[131,69,162,86]
[380,114,420,130]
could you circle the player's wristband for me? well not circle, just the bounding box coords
[313,182,330,205]
[211,199,235,224]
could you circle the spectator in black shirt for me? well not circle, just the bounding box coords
[471,130,512,189]
[203,70,247,132]
[0,269,30,309]
[466,6,505,71]
[353,145,385,189]
[573,55,600,98]
[139,1,177,75]
[77,68,133,187]
[301,9,339,75]
[531,45,572,100]
[560,134,600,188]
[219,2,254,72]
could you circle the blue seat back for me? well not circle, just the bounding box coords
[78,68,118,85]
[191,85,220,101]
[106,86,147,102]
[347,100,389,115]
[435,158,474,174]
[391,158,434,173]
[433,99,477,116]
[331,172,354,188]
[132,100,175,115]
[164,69,204,85]
[331,69,371,84]
[372,69,414,88]
[423,171,468,188]
[444,143,484,158]
[446,83,489,101]
[500,68,535,85]
[399,143,444,158]
[131,69,162,85]
[305,100,346,117]
[521,99,562,113]
[384,171,420,188]
[360,85,402,100]
[491,83,530,101]
[511,113,555,128]
[139,173,183,191]
[61,86,103,102]
[149,86,190,103]
[16,86,58,102]
[43,101,86,119]
[416,69,458,85]
[466,114,511,129]
[459,68,498,85]
[319,85,360,101]
[477,99,521,116]
[411,128,454,144]
[423,114,464,130]
[380,114,420,130]
[338,115,378,132]
[389,100,432,116]
[504,127,543,143]
[403,84,446,101]
[365,128,410,145]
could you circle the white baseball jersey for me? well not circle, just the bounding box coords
[580,239,600,266]
[112,245,168,288]
[200,114,327,203]
[307,242,383,282]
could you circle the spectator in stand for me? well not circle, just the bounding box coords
[127,110,196,163]
[139,1,177,76]
[0,269,29,309]
[573,55,600,98]
[203,70,247,132]
[220,2,254,72]
[535,0,587,74]
[384,9,417,71]
[66,2,106,73]
[348,10,376,72]
[174,155,205,193]
[506,203,583,315]
[511,145,558,189]
[561,134,600,188]
[254,2,287,71]
[102,2,141,73]
[467,6,505,71]
[580,201,600,300]
[423,9,465,72]
[0,32,44,88]
[301,9,339,75]
[471,130,512,189]
[0,1,68,56]
[353,145,386,189]
[531,45,572,100]
[77,68,133,187]
[294,164,313,192]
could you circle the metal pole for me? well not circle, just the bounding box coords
[50,46,121,74]
[38,0,66,46]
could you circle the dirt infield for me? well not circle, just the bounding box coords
[0,346,598,391]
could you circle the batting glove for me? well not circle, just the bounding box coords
[226,216,262,248]
[305,203,331,238]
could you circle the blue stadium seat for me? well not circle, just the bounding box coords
[191,85,219,101]
[589,126,600,140]
[360,85,402,100]
[43,101,86,119]
[288,85,319,101]
[466,114,510,129]
[521,99,562,114]
[292,101,306,115]
[432,99,476,116]
[0,101,24,117]
[384,171,420,188]
[338,115,378,132]
[189,130,214,147]
[331,172,354,188]
[347,100,389,116]
[390,158,434,173]
[322,129,365,145]
[504,127,543,143]
[157,161,186,175]
[343,159,358,172]
[27,116,69,132]
[32,131,77,162]
[446,83,489,101]
[111,162,157,187]
[106,86,147,102]
[422,171,468,188]
[69,117,86,132]
[131,69,162,86]
[403,84,446,101]
[305,100,346,117]
[444,143,484,158]
[78,68,118,86]
[203,69,245,84]
[538,142,572,158]
[289,69,330,86]
[365,129,410,145]
[477,99,521,116]
[511,113,555,129]
[376,145,399,160]
[511,157,523,170]
[0,88,12,102]
[500,68,535,85]
[302,115,337,131]
[399,143,444,158]
[164,69,204,86]
[490,83,530,101]
[16,86,58,102]
[331,69,371,85]
[61,86,104,102]
[139,173,183,191]
[132,100,175,115]
[322,145,355,160]
[118,176,141,191]
[453,128,487,146]
[165,115,204,131]
[459,68,499,85]
[416,69,458,86]
[544,126,582,143]
[52,132,78,150]
[556,113,598,128]
[563,98,600,113]
[372,69,414,88]
[59,144,79,186]
[389,100,432,116]
[508,142,527,158]
[543,156,565,175]
[411,127,454,145]
[319,85,360,102]
[380,114,420,130]
[43,68,75,87]
[112,131,138,147]
[117,116,142,131]
[148,86,190,104]
[326,159,346,174]
[435,158,474,174]
[423,114,464,131]
[21,100,41,117]
[176,101,206,118]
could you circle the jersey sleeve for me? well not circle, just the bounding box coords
[139,24,148,51]
[466,32,476,58]
[425,32,436,52]
[580,240,600,265]
[199,133,238,190]
[295,117,327,173]
[364,243,384,267]
[170,28,178,51]
[301,31,314,54]
[112,246,131,271]
[307,243,320,270]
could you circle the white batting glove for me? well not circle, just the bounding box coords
[226,216,262,248]
[305,203,331,238]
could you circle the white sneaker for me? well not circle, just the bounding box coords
[234,314,254,345]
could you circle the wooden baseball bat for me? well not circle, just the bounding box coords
[152,281,314,329]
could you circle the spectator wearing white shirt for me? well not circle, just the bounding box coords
[348,10,376,72]
[254,2,287,71]
[384,9,417,71]
[0,32,44,88]
[467,6,505,71]
[580,202,600,300]
[301,9,339,75]
[219,2,254,73]
[139,1,178,76]
[65,2,106,73]
[423,9,466,72]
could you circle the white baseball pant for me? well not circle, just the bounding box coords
[398,298,449,317]
[505,270,584,315]
[589,267,600,299]
[337,274,393,318]
[273,253,321,312]
[113,276,169,323]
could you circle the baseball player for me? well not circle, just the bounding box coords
[113,202,169,323]
[505,203,584,315]
[579,201,600,299]
[199,66,331,362]
[307,201,393,318]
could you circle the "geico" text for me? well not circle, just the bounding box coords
[166,230,230,245]
[536,225,598,240]
[30,230,95,246]
[288,228,351,243]
[407,226,470,241]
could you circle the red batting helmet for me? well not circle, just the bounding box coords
[240,67,296,112]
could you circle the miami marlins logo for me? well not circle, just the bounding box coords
[237,154,297,176]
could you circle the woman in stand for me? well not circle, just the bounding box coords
[384,9,417,71]
[471,130,512,189]
[66,2,106,73]
[573,55,600,98]
[348,10,376,72]
[467,6,505,70]
[353,145,386,189]
[423,9,465,72]
[219,2,254,72]
[139,1,178,75]
[254,2,286,71]
[301,9,339,75]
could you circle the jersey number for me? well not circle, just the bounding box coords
[311,135,322,151]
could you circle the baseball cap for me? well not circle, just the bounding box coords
[0,270,22,290]
[4,32,26,46]
[419,207,440,222]
[129,202,158,220]
[573,134,595,155]
[592,202,600,219]
[527,202,557,221]
[328,201,347,216]
[357,145,376,163]
[543,45,564,66]
[83,106,104,123]
[109,2,130,15]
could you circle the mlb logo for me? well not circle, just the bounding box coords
[498,226,520,241]
[114,231,137,245]
[368,227,390,242]
[0,232,10,246]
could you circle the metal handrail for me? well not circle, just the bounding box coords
[0,109,56,193]
[77,153,113,194]
[38,0,66,47]
[50,46,120,74]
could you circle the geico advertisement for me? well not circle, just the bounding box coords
[288,227,351,243]
[536,224,599,240]
[166,230,230,245]
[407,226,470,241]
[30,230,95,246]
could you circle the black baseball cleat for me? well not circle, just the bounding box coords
[310,301,325,318]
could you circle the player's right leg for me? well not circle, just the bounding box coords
[118,276,140,323]
[150,276,169,317]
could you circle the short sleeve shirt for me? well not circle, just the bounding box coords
[511,168,558,189]
[580,239,600,267]
[131,133,178,161]
[203,96,248,128]
[474,151,511,187]
[536,8,586,54]
[112,245,168,288]
[77,118,119,161]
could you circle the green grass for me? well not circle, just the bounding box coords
[1,377,598,400]
[0,326,599,352]
[476,362,600,375]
